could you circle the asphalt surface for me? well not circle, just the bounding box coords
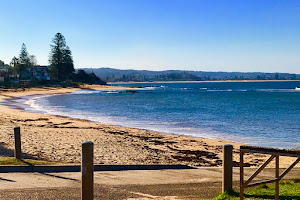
[0,167,299,199]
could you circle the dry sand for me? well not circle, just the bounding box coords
[0,85,298,167]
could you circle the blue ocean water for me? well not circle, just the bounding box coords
[25,81,300,149]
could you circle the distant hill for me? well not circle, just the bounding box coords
[78,68,300,82]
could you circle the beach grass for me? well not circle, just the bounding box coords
[211,179,300,200]
[0,156,61,165]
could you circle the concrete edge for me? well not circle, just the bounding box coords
[0,164,195,173]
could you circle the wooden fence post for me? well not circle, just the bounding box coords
[223,144,233,193]
[240,150,244,200]
[14,127,21,159]
[275,155,279,200]
[82,141,94,200]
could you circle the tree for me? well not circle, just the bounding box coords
[17,43,37,69]
[49,33,75,81]
[10,56,20,75]
[10,57,19,67]
[19,43,31,66]
[29,55,37,66]
[0,60,4,66]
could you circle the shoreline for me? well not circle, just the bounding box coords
[0,85,243,146]
[109,79,300,84]
[10,93,242,146]
[0,85,298,167]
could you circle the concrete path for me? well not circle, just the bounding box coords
[0,167,299,199]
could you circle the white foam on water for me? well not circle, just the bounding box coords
[255,89,297,92]
[106,91,119,94]
[71,90,102,95]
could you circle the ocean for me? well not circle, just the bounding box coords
[23,81,300,149]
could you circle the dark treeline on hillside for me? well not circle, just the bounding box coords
[80,68,300,82]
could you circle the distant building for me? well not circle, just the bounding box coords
[0,66,8,82]
[20,66,51,81]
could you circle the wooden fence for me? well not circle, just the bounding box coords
[10,127,299,200]
[239,145,300,200]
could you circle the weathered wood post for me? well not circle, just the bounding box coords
[275,155,279,200]
[223,144,233,193]
[82,141,94,200]
[240,150,244,200]
[14,127,21,159]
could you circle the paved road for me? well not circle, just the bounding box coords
[0,167,299,199]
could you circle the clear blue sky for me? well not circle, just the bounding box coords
[1,0,300,73]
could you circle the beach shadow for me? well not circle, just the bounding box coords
[38,172,79,181]
[0,177,16,182]
[0,143,46,161]
[20,159,34,167]
[0,143,15,157]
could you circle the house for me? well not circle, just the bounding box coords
[0,66,8,82]
[20,66,51,81]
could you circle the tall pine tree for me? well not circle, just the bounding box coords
[49,33,75,81]
[19,43,31,67]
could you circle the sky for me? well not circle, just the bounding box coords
[1,0,300,74]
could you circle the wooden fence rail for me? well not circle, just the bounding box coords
[240,145,300,200]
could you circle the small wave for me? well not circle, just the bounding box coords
[136,86,166,90]
[23,95,54,110]
[141,87,159,90]
[255,89,297,92]
[72,90,102,95]
[148,122,180,125]
[106,91,119,94]
[199,88,246,92]
[207,89,233,92]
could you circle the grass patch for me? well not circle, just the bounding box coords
[211,179,300,200]
[0,156,61,165]
[211,189,239,200]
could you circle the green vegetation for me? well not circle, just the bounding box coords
[19,43,36,67]
[49,33,75,81]
[8,44,37,77]
[69,69,106,85]
[211,180,300,200]
[0,156,61,165]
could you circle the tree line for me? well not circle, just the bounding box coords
[81,68,300,82]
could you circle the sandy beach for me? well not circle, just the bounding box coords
[0,85,298,167]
